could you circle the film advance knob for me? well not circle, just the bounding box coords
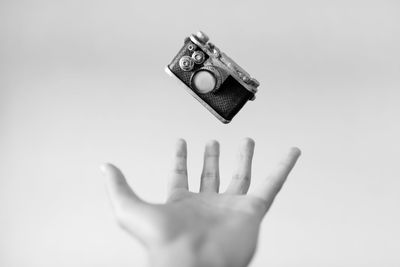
[195,31,209,44]
[192,70,216,94]
[179,56,194,71]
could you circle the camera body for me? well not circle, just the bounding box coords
[165,31,259,123]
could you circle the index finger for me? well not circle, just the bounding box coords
[167,139,189,196]
[251,147,301,207]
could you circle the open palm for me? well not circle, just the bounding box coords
[101,138,301,267]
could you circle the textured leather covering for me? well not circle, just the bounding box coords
[168,39,254,121]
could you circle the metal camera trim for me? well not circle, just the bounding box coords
[164,66,230,124]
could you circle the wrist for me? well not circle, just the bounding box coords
[149,247,198,267]
[148,236,226,267]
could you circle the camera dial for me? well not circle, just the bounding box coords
[192,51,205,64]
[179,56,195,71]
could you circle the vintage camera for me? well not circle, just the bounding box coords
[165,31,259,123]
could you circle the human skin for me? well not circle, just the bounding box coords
[101,138,301,267]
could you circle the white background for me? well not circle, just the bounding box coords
[1,0,399,266]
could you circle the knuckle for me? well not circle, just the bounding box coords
[202,171,218,180]
[249,198,270,216]
[240,152,254,160]
[172,168,187,175]
[232,174,251,182]
[172,161,187,175]
[242,175,251,181]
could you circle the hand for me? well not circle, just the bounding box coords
[101,138,301,267]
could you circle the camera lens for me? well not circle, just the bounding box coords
[190,66,222,94]
[192,70,216,94]
[179,56,194,71]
